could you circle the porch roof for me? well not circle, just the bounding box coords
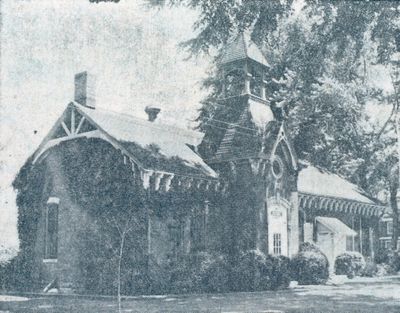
[298,165,374,204]
[316,217,357,236]
[298,164,386,217]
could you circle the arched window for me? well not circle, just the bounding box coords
[271,156,284,179]
[225,69,245,97]
[45,198,59,259]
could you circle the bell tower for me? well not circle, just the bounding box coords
[199,32,276,161]
[220,32,270,103]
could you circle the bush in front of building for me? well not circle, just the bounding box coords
[361,257,378,277]
[168,252,231,294]
[231,250,265,292]
[262,254,291,290]
[194,252,231,293]
[375,247,390,264]
[291,243,330,285]
[231,250,291,291]
[334,252,366,278]
[387,250,400,274]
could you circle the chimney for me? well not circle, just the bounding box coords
[145,106,161,122]
[74,71,96,109]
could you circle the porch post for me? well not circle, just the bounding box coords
[359,216,363,254]
[288,191,299,257]
[352,216,355,251]
[369,226,374,259]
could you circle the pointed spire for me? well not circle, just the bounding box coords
[219,32,269,66]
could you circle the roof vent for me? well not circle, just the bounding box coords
[145,106,161,122]
[74,71,96,109]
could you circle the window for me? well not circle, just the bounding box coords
[191,205,208,252]
[249,64,263,97]
[169,220,185,260]
[387,221,393,235]
[381,240,391,250]
[45,198,59,259]
[273,233,282,255]
[271,157,284,179]
[225,69,245,97]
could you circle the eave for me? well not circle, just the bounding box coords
[299,192,386,218]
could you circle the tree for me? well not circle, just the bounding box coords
[150,0,400,248]
[104,214,139,313]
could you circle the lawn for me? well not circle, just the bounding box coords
[1,276,399,313]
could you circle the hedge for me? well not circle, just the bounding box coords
[334,252,365,278]
[232,250,291,291]
[291,243,329,285]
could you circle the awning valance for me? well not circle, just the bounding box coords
[299,192,385,217]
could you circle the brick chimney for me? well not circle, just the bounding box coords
[74,71,96,109]
[145,106,160,122]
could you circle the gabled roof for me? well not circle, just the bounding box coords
[298,164,374,204]
[316,217,357,236]
[219,32,269,66]
[34,102,217,179]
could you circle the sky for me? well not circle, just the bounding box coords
[0,0,211,249]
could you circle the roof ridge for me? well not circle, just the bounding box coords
[241,32,248,58]
[73,102,203,140]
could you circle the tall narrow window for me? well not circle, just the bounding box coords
[387,221,393,235]
[273,233,282,255]
[249,64,262,97]
[169,219,185,260]
[225,69,245,97]
[190,204,208,252]
[45,198,59,259]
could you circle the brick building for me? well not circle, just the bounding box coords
[13,33,386,292]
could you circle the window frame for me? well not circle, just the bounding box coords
[249,63,263,98]
[44,197,59,261]
[387,221,393,235]
[273,233,282,255]
[190,203,208,253]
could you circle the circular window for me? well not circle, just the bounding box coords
[271,157,283,178]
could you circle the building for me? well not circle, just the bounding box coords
[12,33,386,292]
[379,213,400,250]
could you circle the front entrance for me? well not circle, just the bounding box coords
[317,232,334,265]
[315,216,357,271]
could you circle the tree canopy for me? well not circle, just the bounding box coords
[150,0,399,187]
[150,0,400,247]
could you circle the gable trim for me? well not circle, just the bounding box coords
[32,102,219,182]
[270,123,297,171]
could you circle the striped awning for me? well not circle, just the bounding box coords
[299,192,386,217]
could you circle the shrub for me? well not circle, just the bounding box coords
[299,242,322,253]
[232,250,291,291]
[262,255,291,290]
[335,252,365,278]
[291,243,329,285]
[168,252,231,294]
[232,250,266,291]
[388,251,400,273]
[168,259,194,294]
[375,247,390,264]
[361,258,378,277]
[195,253,230,293]
[376,263,391,276]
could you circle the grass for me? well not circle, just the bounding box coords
[1,276,399,313]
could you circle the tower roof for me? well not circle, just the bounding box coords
[219,32,269,66]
